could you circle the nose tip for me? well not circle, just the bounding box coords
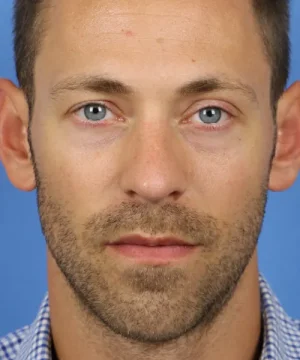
[119,134,189,204]
[125,178,184,203]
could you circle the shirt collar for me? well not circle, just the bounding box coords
[15,294,52,360]
[14,274,300,360]
[259,274,300,359]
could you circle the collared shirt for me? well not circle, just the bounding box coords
[1,275,300,360]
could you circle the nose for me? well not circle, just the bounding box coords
[119,122,189,204]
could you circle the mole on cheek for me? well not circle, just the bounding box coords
[121,29,135,37]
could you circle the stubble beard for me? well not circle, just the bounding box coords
[34,172,268,344]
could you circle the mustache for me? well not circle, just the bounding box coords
[82,201,225,247]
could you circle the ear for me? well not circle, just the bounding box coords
[269,81,300,191]
[0,78,36,191]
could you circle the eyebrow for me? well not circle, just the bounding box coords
[177,78,258,104]
[49,74,258,104]
[50,75,134,100]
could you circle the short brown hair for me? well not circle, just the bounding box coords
[13,0,290,115]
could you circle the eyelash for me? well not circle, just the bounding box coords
[183,107,231,131]
[72,101,233,130]
[73,102,124,127]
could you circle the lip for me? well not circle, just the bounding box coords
[108,234,195,247]
[106,235,198,264]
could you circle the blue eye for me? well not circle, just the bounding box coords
[82,104,108,121]
[198,107,222,124]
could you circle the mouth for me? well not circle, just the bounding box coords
[106,235,199,264]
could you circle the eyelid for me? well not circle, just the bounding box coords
[182,101,235,130]
[70,100,122,117]
[183,99,238,119]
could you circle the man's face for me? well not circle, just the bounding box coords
[31,0,274,342]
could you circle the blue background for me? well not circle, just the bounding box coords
[0,0,300,337]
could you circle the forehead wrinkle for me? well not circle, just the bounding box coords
[101,11,196,22]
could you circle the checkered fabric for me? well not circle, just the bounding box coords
[1,274,300,359]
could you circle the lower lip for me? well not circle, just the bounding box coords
[107,244,197,264]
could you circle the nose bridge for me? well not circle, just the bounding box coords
[119,118,189,203]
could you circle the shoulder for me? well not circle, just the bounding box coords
[0,326,30,360]
[260,274,300,359]
[0,294,50,360]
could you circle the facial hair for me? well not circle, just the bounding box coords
[35,174,268,344]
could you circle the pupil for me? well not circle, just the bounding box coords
[200,107,221,124]
[84,104,107,121]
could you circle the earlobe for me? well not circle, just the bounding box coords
[269,81,300,191]
[0,79,36,191]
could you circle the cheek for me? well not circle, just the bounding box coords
[30,118,121,218]
[191,131,272,220]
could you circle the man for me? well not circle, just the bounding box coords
[0,0,300,359]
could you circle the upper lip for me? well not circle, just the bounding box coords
[108,235,195,246]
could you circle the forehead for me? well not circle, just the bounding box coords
[45,0,259,46]
[36,0,269,98]
[48,0,254,25]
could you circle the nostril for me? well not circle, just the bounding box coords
[126,190,136,198]
[170,190,182,200]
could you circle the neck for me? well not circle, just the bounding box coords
[48,250,262,360]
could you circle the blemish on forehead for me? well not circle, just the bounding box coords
[156,38,164,44]
[121,29,135,37]
[192,59,196,63]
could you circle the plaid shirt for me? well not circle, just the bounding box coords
[1,275,300,360]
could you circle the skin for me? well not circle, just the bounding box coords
[0,0,300,359]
